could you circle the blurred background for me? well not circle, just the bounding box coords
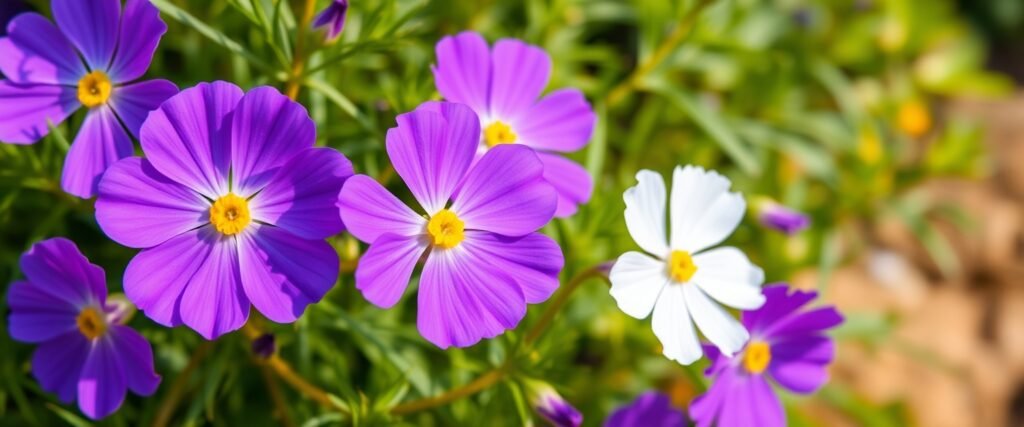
[1,0,1023,425]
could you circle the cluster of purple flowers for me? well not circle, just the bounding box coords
[1,1,841,424]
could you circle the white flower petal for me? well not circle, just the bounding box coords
[651,284,703,364]
[624,170,669,257]
[692,247,766,310]
[683,283,749,356]
[669,165,746,253]
[609,251,669,319]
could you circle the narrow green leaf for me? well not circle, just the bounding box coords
[150,0,274,72]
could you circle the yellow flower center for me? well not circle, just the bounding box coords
[483,121,517,148]
[77,71,113,108]
[667,250,697,283]
[897,100,931,138]
[743,341,772,374]
[209,193,251,235]
[426,209,465,249]
[76,307,108,340]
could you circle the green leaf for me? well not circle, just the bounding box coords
[150,0,274,72]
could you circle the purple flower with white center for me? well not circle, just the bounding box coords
[312,0,348,41]
[526,381,583,427]
[95,81,353,340]
[756,199,810,235]
[0,0,178,198]
[6,238,160,420]
[689,285,844,427]
[338,101,563,348]
[604,391,687,427]
[432,31,596,217]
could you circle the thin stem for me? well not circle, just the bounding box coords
[604,0,715,108]
[151,341,214,427]
[389,368,507,415]
[524,265,607,345]
[285,0,319,99]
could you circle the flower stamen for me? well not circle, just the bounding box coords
[743,341,771,374]
[667,250,697,283]
[427,209,465,249]
[210,193,251,235]
[77,71,113,108]
[76,307,108,340]
[483,121,517,148]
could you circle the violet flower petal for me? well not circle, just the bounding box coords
[108,78,178,138]
[489,38,550,122]
[229,86,316,195]
[515,88,595,153]
[60,106,134,198]
[0,81,78,144]
[337,174,426,243]
[107,0,167,83]
[250,147,352,239]
[432,32,492,117]
[536,151,592,218]
[354,233,427,308]
[52,0,119,71]
[0,13,84,85]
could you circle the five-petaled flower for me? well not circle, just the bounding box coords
[689,285,843,427]
[604,391,687,427]
[0,0,178,198]
[433,31,597,217]
[338,101,564,349]
[6,238,160,420]
[609,166,766,365]
[95,81,353,340]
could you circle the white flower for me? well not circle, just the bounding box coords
[609,165,766,365]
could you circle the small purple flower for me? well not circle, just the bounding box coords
[757,200,810,235]
[0,0,178,198]
[689,285,844,427]
[605,392,687,427]
[95,81,353,340]
[338,101,563,348]
[6,238,160,420]
[312,0,348,41]
[527,382,583,427]
[432,31,596,217]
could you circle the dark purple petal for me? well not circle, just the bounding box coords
[238,225,339,323]
[7,280,78,343]
[0,13,85,85]
[489,39,550,121]
[107,0,167,83]
[77,336,127,420]
[337,174,426,243]
[354,233,426,308]
[535,392,583,427]
[311,0,347,41]
[178,231,249,340]
[758,203,810,235]
[229,86,316,195]
[768,335,834,394]
[0,81,78,144]
[416,248,526,348]
[762,305,844,341]
[461,231,562,304]
[52,0,119,71]
[19,238,105,308]
[140,81,242,199]
[515,89,595,153]
[31,331,90,403]
[108,325,160,395]
[96,157,208,248]
[386,102,480,213]
[604,391,687,427]
[741,284,816,334]
[249,147,351,239]
[536,152,592,218]
[123,227,214,328]
[450,144,556,236]
[61,106,134,198]
[432,32,492,117]
[108,79,178,138]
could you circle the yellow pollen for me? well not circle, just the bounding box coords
[426,209,465,249]
[76,307,107,340]
[483,121,517,148]
[77,71,113,108]
[209,193,251,235]
[667,250,697,283]
[897,100,931,138]
[743,341,772,374]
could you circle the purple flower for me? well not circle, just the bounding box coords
[338,101,563,348]
[432,31,596,217]
[689,285,844,427]
[0,0,178,198]
[756,199,810,235]
[6,238,160,420]
[95,81,353,340]
[527,381,583,427]
[605,392,687,427]
[312,0,348,41]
